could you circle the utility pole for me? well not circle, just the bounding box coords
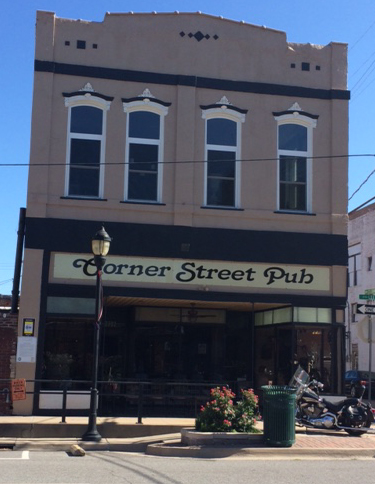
[369,315,372,400]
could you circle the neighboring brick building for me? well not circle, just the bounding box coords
[347,202,375,372]
[0,296,17,415]
[16,11,349,415]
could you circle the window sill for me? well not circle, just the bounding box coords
[121,200,166,206]
[274,210,316,216]
[201,205,244,211]
[61,196,107,201]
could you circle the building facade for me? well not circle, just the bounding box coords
[347,202,375,373]
[15,11,349,415]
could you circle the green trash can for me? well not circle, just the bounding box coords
[261,385,297,447]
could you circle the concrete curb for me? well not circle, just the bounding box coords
[146,441,375,459]
[0,422,189,439]
[1,433,181,453]
[2,436,375,459]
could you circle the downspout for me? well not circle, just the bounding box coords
[11,207,26,313]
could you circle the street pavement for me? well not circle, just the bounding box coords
[1,415,375,458]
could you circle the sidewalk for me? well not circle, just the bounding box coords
[1,416,375,459]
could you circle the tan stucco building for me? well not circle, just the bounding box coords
[16,11,349,415]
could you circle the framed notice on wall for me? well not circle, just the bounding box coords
[16,336,37,363]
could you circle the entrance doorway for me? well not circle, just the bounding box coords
[255,324,342,393]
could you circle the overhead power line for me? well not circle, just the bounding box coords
[349,19,375,52]
[0,153,373,201]
[0,153,373,168]
[349,167,375,201]
[0,279,13,286]
[350,196,375,212]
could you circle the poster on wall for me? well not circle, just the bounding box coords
[22,318,35,336]
[11,379,26,401]
[16,336,37,363]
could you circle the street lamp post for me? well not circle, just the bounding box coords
[82,226,112,442]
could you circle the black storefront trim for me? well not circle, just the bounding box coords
[35,60,350,101]
[47,283,347,309]
[33,250,51,414]
[25,217,348,267]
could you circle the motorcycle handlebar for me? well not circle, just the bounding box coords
[310,380,324,390]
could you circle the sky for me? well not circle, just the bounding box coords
[1,0,375,297]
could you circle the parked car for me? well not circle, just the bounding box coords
[344,370,375,399]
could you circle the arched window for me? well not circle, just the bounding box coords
[123,91,170,203]
[201,98,246,208]
[64,85,112,198]
[274,104,318,213]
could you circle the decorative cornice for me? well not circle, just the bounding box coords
[139,88,155,99]
[200,96,248,114]
[273,102,319,120]
[63,82,114,102]
[122,88,171,107]
[289,102,302,111]
[80,82,94,92]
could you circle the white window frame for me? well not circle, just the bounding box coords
[122,100,168,203]
[349,243,361,287]
[64,94,111,199]
[202,108,245,208]
[274,110,317,213]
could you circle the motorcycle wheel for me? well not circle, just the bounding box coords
[342,406,372,436]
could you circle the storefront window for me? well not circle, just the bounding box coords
[42,320,94,389]
[224,311,251,382]
[254,326,275,387]
[132,322,224,381]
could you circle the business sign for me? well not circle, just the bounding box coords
[51,253,330,292]
[357,304,375,315]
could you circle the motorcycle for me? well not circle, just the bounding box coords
[289,365,374,436]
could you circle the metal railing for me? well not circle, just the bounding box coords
[0,378,250,422]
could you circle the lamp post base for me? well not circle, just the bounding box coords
[81,429,102,442]
[82,387,101,442]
